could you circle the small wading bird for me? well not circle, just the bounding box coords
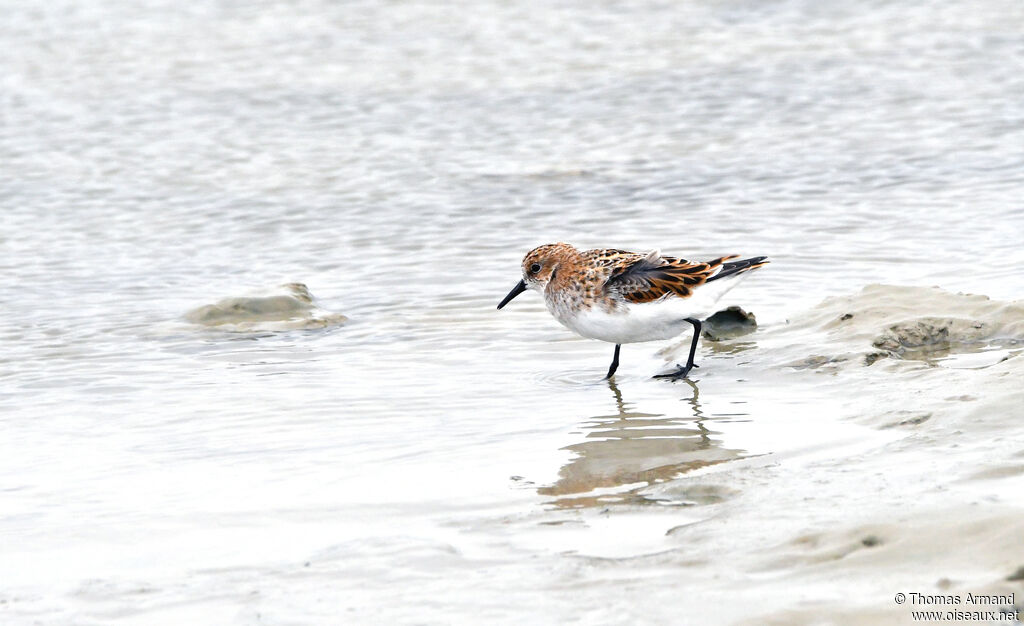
[497,243,768,379]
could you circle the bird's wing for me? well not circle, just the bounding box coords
[604,252,739,303]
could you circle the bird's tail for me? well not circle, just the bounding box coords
[706,256,768,282]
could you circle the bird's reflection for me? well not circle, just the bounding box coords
[537,378,745,508]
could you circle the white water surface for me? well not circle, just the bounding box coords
[2,0,1024,624]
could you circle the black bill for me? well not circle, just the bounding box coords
[497,280,527,309]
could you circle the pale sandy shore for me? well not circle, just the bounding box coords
[636,285,1024,624]
[4,285,1021,625]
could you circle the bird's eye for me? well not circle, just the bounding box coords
[529,263,542,274]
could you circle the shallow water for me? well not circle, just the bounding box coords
[2,0,1024,623]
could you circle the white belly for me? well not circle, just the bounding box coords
[561,304,692,343]
[547,271,752,344]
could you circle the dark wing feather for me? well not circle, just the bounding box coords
[606,254,739,303]
[706,256,769,282]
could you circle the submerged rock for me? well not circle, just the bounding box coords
[702,306,758,341]
[184,283,347,331]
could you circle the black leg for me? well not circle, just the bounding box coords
[654,318,702,380]
[605,344,621,379]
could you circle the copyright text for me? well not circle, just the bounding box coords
[893,592,1018,622]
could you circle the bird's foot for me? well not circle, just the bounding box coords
[653,363,699,380]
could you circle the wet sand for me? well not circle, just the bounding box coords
[648,285,1024,624]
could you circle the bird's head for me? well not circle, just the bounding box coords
[497,242,577,309]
